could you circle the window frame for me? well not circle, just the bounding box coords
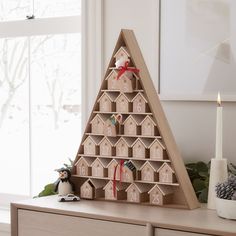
[0,7,82,207]
[0,0,104,208]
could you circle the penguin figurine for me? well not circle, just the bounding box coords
[55,168,74,196]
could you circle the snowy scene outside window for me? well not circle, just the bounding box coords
[0,0,81,198]
[0,0,81,21]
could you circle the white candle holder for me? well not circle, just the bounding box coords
[207,158,228,209]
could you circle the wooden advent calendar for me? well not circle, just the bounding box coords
[72,29,200,209]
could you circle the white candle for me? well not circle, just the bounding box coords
[215,92,223,159]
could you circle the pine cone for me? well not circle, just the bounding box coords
[231,191,236,201]
[215,182,235,200]
[227,175,236,190]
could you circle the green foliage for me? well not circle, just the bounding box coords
[185,161,210,203]
[34,183,57,198]
[54,158,73,172]
[185,161,236,203]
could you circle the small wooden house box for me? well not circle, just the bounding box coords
[103,118,119,137]
[140,161,160,182]
[148,184,173,205]
[80,179,106,199]
[132,138,152,159]
[82,136,100,155]
[114,46,130,63]
[90,114,106,134]
[97,92,116,112]
[115,137,133,157]
[105,70,120,90]
[132,92,148,113]
[122,160,139,183]
[103,180,127,200]
[115,93,133,113]
[91,158,109,177]
[126,183,149,203]
[140,115,157,136]
[123,115,142,136]
[107,159,120,180]
[75,157,93,176]
[98,137,116,156]
[149,139,166,160]
[157,163,176,183]
[118,72,135,93]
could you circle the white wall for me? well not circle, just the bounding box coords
[102,0,236,163]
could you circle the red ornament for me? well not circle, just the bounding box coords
[116,61,139,80]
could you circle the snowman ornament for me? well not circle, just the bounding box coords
[55,168,74,196]
[115,56,126,68]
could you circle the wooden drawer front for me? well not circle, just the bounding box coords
[155,228,212,236]
[18,210,145,236]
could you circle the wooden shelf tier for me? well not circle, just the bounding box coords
[73,175,179,186]
[108,67,137,70]
[80,197,188,209]
[101,89,144,93]
[135,180,178,186]
[93,111,153,115]
[85,133,162,139]
[90,198,187,209]
[77,154,170,162]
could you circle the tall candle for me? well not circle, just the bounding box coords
[215,92,223,159]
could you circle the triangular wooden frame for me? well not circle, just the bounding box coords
[72,29,200,209]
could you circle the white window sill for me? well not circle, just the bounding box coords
[0,208,10,233]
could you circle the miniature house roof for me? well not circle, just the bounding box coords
[123,115,143,125]
[90,114,107,124]
[85,178,107,189]
[74,156,94,166]
[148,184,174,196]
[140,161,161,172]
[125,182,150,193]
[115,137,135,147]
[98,136,118,146]
[105,69,118,80]
[118,70,138,80]
[131,92,148,103]
[97,92,118,103]
[113,46,130,59]
[148,139,166,150]
[157,162,175,173]
[107,158,120,167]
[114,92,135,102]
[103,180,128,191]
[82,135,102,146]
[140,115,157,126]
[131,138,153,148]
[91,158,110,168]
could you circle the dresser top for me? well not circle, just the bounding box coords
[12,195,236,236]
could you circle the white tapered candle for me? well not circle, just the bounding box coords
[215,92,223,159]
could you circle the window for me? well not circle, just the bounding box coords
[0,0,82,205]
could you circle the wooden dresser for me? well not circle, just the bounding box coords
[11,196,236,236]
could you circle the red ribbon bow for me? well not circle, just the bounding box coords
[113,160,125,197]
[116,61,139,80]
